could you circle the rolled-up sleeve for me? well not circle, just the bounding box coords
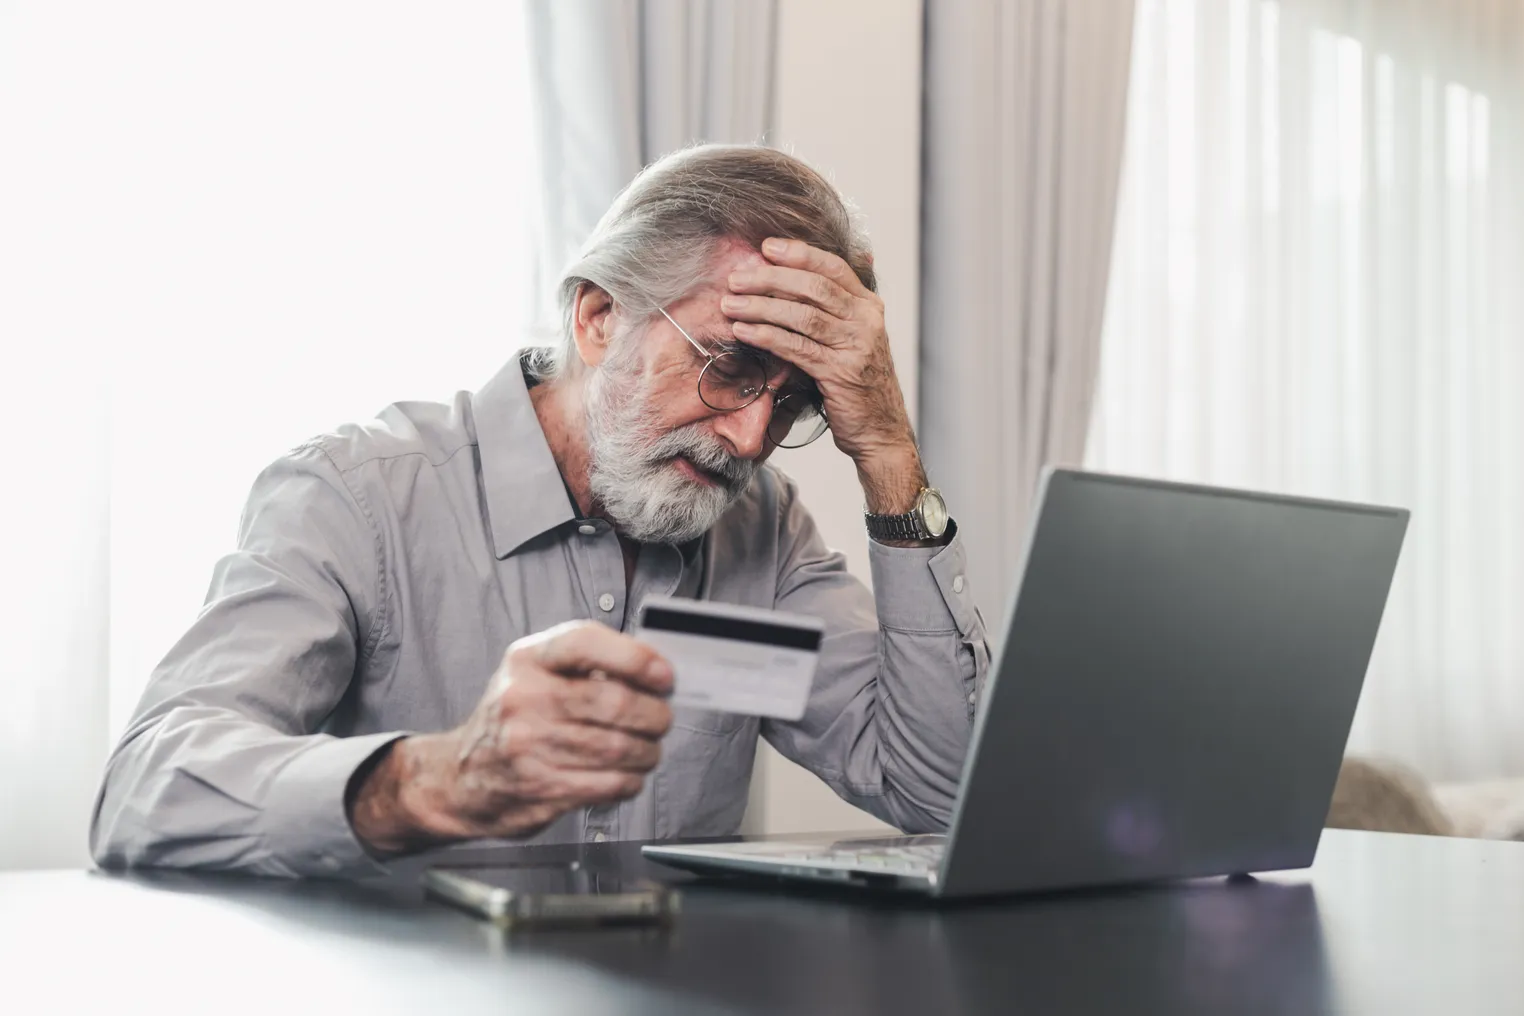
[763,476,991,832]
[89,443,403,877]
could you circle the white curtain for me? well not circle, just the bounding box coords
[523,0,782,829]
[920,0,1138,632]
[523,0,778,341]
[1089,0,1524,781]
[0,2,533,870]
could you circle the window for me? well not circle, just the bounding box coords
[0,1,533,867]
[1089,0,1524,781]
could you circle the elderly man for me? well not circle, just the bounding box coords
[91,145,990,876]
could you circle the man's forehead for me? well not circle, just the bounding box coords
[715,242,769,273]
[672,245,766,312]
[666,249,758,332]
[666,241,806,381]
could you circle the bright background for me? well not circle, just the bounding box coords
[5,0,1522,870]
[1,1,532,868]
[0,0,918,868]
[1089,0,1524,782]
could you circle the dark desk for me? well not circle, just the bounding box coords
[4,829,1522,1015]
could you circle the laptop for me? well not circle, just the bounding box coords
[642,468,1409,898]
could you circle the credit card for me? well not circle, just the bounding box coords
[636,596,824,721]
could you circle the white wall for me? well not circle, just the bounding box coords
[743,0,925,835]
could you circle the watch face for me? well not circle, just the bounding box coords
[920,489,949,537]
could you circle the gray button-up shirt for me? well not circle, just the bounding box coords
[90,356,990,877]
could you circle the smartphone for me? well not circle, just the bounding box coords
[421,861,679,929]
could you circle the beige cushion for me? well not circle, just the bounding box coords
[1434,779,1524,841]
[1327,757,1524,841]
[1326,757,1453,836]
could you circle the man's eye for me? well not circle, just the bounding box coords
[729,342,791,375]
[707,354,764,386]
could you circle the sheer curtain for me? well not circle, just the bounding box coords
[920,0,1136,630]
[524,0,777,341]
[1089,0,1524,781]
[1,2,534,870]
[526,0,788,831]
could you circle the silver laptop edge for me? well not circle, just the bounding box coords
[930,464,1060,889]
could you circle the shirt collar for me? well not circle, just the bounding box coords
[470,352,578,559]
[469,350,712,568]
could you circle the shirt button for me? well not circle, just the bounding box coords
[952,574,965,594]
[592,831,608,843]
[578,524,597,536]
[967,691,977,706]
[598,593,616,612]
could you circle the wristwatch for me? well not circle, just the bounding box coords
[864,487,950,542]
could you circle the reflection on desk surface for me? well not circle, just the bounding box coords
[4,830,1523,1016]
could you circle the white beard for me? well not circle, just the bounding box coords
[584,352,757,544]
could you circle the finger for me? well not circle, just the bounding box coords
[760,237,872,299]
[726,264,854,317]
[541,722,663,772]
[553,768,647,808]
[557,675,674,737]
[730,320,826,373]
[721,294,848,347]
[518,620,674,694]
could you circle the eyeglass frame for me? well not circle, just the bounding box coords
[657,307,829,449]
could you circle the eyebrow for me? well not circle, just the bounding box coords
[683,325,819,399]
[693,331,769,366]
[690,329,739,350]
[734,341,794,379]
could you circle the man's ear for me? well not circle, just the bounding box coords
[571,283,616,368]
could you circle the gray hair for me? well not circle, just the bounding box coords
[526,144,876,382]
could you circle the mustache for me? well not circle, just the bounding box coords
[644,424,755,488]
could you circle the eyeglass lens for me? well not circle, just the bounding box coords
[698,352,828,448]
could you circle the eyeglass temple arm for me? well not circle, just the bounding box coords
[659,307,711,358]
[661,306,818,411]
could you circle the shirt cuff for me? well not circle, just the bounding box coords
[868,522,979,636]
[262,731,410,878]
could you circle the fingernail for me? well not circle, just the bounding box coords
[762,238,786,256]
[721,295,744,311]
[732,321,754,333]
[648,658,673,681]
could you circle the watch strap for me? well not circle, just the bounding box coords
[864,505,932,542]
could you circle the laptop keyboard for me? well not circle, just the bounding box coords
[646,834,948,884]
[789,835,946,875]
[799,843,943,874]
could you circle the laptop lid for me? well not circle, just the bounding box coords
[937,469,1408,898]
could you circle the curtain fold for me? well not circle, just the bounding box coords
[524,0,778,342]
[524,0,781,831]
[919,0,1137,632]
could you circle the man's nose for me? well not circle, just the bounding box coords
[710,395,772,460]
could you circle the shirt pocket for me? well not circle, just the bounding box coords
[655,716,758,839]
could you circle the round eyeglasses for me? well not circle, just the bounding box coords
[660,308,830,449]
